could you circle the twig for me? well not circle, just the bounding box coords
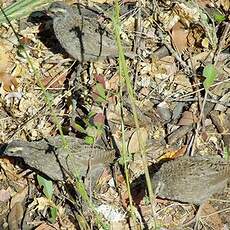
[133,0,142,90]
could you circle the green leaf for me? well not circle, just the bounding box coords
[224,146,230,160]
[95,83,106,103]
[88,111,96,119]
[213,12,226,23]
[209,9,226,23]
[49,207,58,223]
[203,64,217,90]
[72,123,87,134]
[84,136,94,145]
[37,175,53,200]
[0,0,53,24]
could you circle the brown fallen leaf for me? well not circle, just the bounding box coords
[158,146,186,161]
[199,202,224,229]
[8,202,24,230]
[187,24,205,50]
[128,127,148,154]
[0,188,11,202]
[8,187,28,229]
[210,111,230,150]
[35,223,59,230]
[0,41,18,92]
[177,111,198,126]
[0,41,11,72]
[0,72,18,92]
[93,112,105,127]
[220,0,230,11]
[10,186,28,209]
[171,21,189,52]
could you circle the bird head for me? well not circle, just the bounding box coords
[48,1,72,18]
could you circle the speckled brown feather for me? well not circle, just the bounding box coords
[48,1,120,62]
[152,155,230,204]
[4,136,115,182]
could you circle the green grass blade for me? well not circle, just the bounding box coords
[0,0,53,24]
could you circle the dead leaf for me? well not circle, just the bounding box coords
[35,197,54,211]
[35,223,59,230]
[171,21,189,52]
[158,146,186,160]
[8,202,24,230]
[93,112,105,126]
[107,74,120,91]
[200,202,224,229]
[10,186,28,209]
[0,41,18,92]
[0,41,11,72]
[157,56,177,76]
[128,127,148,153]
[0,188,11,202]
[174,73,193,92]
[42,72,67,89]
[196,0,210,7]
[95,74,106,88]
[156,102,171,122]
[0,72,18,92]
[174,3,200,24]
[210,111,230,149]
[187,24,205,50]
[177,111,198,126]
[220,0,230,11]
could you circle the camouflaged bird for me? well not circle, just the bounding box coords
[152,155,230,205]
[48,1,123,62]
[4,136,115,183]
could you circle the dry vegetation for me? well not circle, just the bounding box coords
[0,0,229,229]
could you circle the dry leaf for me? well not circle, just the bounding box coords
[159,147,186,160]
[95,74,106,88]
[35,223,58,230]
[157,56,177,76]
[0,41,17,92]
[196,0,210,7]
[0,72,18,92]
[107,74,120,91]
[128,127,148,153]
[174,3,200,24]
[220,0,230,11]
[8,202,24,230]
[171,21,189,52]
[177,111,198,126]
[10,186,28,209]
[200,202,224,229]
[42,72,67,89]
[187,24,205,50]
[0,188,11,202]
[0,41,11,72]
[156,102,171,122]
[174,73,193,92]
[34,197,54,211]
[93,112,105,126]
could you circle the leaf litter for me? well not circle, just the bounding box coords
[0,0,229,229]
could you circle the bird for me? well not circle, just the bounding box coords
[152,155,230,205]
[3,136,115,184]
[48,1,121,62]
[151,155,230,228]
